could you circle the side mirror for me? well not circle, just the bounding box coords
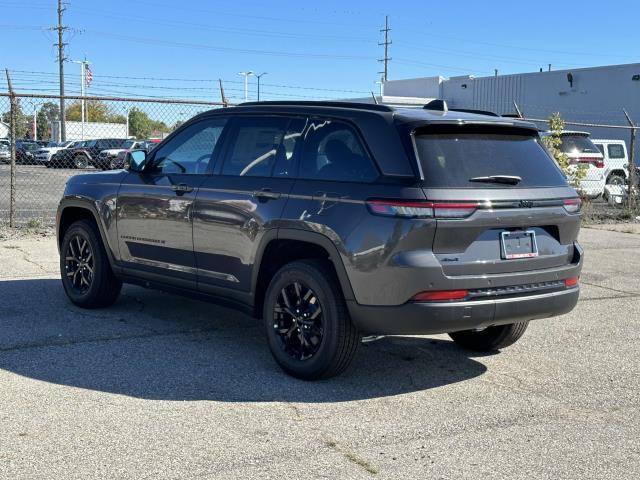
[124,149,147,172]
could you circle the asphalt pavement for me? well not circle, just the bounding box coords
[0,227,638,479]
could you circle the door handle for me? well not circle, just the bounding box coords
[171,183,194,196]
[253,188,281,200]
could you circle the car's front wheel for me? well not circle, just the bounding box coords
[449,322,529,351]
[74,154,89,169]
[263,259,360,380]
[60,219,122,308]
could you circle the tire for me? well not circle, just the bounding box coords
[60,219,122,308]
[607,174,626,186]
[263,259,360,380]
[448,322,529,352]
[74,154,89,169]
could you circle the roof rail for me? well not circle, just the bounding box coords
[452,108,500,117]
[238,100,394,112]
[423,99,500,117]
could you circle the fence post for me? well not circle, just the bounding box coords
[623,110,637,212]
[5,70,17,227]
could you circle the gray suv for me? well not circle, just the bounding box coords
[56,101,583,379]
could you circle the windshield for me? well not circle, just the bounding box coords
[559,135,600,155]
[413,126,568,188]
[121,140,136,149]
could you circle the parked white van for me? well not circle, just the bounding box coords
[592,139,629,186]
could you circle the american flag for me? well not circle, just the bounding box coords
[84,63,93,87]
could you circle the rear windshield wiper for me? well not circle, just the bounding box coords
[469,175,522,185]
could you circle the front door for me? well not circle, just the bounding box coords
[116,117,228,289]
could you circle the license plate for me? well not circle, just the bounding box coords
[500,230,538,259]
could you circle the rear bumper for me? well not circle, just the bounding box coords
[347,287,580,335]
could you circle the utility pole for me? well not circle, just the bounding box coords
[378,15,391,82]
[55,0,67,141]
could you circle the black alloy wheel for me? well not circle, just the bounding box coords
[64,233,95,294]
[263,259,360,380]
[273,281,324,361]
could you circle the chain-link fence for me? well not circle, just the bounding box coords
[1,92,638,227]
[1,92,225,226]
[518,114,639,222]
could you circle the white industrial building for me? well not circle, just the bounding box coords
[354,63,640,158]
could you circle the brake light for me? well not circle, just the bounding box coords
[367,199,479,219]
[412,290,470,302]
[563,198,582,213]
[574,157,604,168]
[564,277,579,288]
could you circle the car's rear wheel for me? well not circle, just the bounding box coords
[60,219,122,308]
[74,154,89,169]
[448,322,529,352]
[263,259,360,380]
[607,174,626,186]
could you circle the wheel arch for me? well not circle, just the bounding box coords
[57,199,118,268]
[251,228,355,318]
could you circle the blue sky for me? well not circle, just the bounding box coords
[2,0,639,102]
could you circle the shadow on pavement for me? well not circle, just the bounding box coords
[0,278,488,402]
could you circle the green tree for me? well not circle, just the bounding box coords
[1,99,30,138]
[36,109,49,140]
[127,107,152,139]
[127,108,169,139]
[541,112,587,188]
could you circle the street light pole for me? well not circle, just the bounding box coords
[254,72,268,101]
[238,71,254,102]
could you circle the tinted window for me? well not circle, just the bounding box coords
[594,143,604,155]
[221,116,289,177]
[151,118,227,174]
[608,143,625,159]
[559,135,600,154]
[273,117,306,177]
[300,119,377,182]
[414,127,567,188]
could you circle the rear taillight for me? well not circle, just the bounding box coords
[563,198,582,213]
[564,277,579,288]
[411,290,470,302]
[367,200,479,219]
[573,157,604,168]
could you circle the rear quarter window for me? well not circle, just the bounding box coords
[413,126,567,188]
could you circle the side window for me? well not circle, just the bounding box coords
[608,144,625,159]
[221,116,290,177]
[273,117,307,178]
[151,118,227,174]
[594,144,604,156]
[299,119,378,182]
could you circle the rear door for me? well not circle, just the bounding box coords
[116,118,227,289]
[192,115,304,294]
[412,125,581,276]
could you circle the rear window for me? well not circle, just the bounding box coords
[559,135,600,154]
[414,127,567,188]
